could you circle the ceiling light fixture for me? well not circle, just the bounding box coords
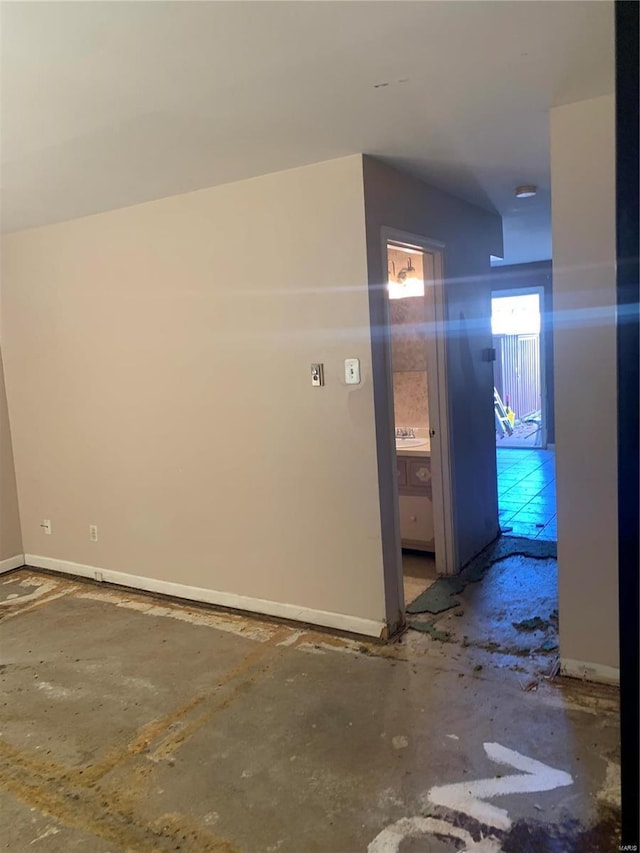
[515,184,537,199]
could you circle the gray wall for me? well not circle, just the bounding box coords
[362,157,503,602]
[491,260,554,444]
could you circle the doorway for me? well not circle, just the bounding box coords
[492,287,546,449]
[383,235,453,610]
[492,287,557,541]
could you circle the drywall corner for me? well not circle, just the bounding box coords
[362,156,503,604]
[550,94,619,673]
[0,344,23,561]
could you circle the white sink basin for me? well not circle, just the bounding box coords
[395,438,427,448]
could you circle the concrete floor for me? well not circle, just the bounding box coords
[0,567,620,852]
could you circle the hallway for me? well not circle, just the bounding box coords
[497,448,557,541]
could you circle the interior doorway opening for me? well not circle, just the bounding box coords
[492,287,557,542]
[492,288,546,449]
[384,238,450,608]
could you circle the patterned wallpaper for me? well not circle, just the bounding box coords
[389,292,430,428]
[390,297,427,372]
[393,370,429,428]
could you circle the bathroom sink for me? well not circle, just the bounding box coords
[395,438,427,448]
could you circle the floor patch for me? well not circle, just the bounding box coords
[407,537,556,615]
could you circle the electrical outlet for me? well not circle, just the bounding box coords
[94,571,104,582]
[40,519,52,535]
[89,524,98,542]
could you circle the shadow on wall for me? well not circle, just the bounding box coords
[456,310,482,452]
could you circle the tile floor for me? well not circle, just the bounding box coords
[497,447,557,540]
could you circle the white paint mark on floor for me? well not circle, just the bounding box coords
[36,682,75,700]
[376,788,405,810]
[368,816,502,853]
[1,590,78,623]
[446,734,460,740]
[428,742,573,831]
[120,675,158,692]
[30,825,60,844]
[277,630,305,647]
[392,735,409,750]
[315,640,362,656]
[296,639,362,657]
[0,580,58,607]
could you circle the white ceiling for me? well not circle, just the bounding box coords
[1,1,614,263]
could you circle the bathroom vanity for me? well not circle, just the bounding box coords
[396,440,434,552]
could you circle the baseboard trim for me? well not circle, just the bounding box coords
[24,554,387,639]
[561,657,620,685]
[0,554,25,574]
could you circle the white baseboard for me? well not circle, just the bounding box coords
[561,657,620,685]
[24,554,387,639]
[0,554,25,574]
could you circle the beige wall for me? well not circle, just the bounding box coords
[0,344,23,562]
[550,95,619,678]
[1,155,389,631]
[363,157,503,595]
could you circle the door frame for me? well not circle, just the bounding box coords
[491,285,548,449]
[374,227,456,627]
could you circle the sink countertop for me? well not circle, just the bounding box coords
[396,444,430,458]
[396,429,431,458]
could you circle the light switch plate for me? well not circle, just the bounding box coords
[345,358,360,385]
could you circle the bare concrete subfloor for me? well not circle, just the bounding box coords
[0,567,620,852]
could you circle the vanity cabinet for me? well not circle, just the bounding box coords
[396,455,434,551]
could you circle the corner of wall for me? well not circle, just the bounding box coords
[551,93,618,674]
[0,343,24,563]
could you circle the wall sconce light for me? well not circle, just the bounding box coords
[388,257,424,299]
